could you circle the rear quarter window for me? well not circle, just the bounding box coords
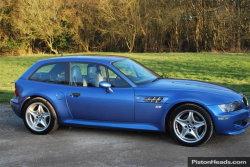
[29,63,68,85]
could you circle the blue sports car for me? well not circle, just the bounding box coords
[10,56,250,146]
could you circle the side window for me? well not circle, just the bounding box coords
[70,63,107,87]
[29,63,67,85]
[108,69,130,88]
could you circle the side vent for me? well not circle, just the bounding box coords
[243,97,249,107]
[143,97,163,103]
[136,96,169,103]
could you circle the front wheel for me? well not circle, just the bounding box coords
[169,104,213,146]
[23,97,59,134]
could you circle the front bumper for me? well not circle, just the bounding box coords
[207,105,250,135]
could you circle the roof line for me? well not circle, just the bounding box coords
[36,54,129,63]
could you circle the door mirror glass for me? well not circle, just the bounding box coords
[99,81,111,88]
[99,81,113,93]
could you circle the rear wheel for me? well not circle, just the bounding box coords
[23,97,59,134]
[169,104,213,146]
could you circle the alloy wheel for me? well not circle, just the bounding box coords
[25,102,51,132]
[173,110,207,143]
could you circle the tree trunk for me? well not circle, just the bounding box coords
[175,20,179,51]
[83,39,90,52]
[236,0,241,50]
[195,18,200,52]
[140,23,147,52]
[125,33,136,53]
[45,38,58,54]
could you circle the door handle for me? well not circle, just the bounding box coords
[70,93,81,97]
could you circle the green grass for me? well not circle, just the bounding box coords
[0,52,250,102]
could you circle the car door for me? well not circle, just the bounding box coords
[66,62,135,122]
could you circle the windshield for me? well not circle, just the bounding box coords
[112,59,160,85]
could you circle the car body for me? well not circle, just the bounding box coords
[10,55,250,146]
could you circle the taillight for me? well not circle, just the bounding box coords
[15,89,18,97]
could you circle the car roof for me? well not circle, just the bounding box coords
[37,55,128,64]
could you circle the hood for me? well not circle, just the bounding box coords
[136,78,243,104]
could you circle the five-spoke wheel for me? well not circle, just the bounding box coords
[25,102,51,132]
[23,97,59,134]
[169,104,213,146]
[174,110,207,143]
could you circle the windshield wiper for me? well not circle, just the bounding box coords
[152,75,165,82]
[152,77,162,82]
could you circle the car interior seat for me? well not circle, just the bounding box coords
[71,66,87,86]
[87,64,104,87]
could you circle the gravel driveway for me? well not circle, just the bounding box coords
[1,103,250,167]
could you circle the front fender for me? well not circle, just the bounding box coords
[159,91,234,131]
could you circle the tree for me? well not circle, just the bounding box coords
[13,0,64,54]
[99,0,140,52]
[1,0,250,55]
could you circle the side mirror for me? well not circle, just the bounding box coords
[99,81,113,93]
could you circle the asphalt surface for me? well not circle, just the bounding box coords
[0,103,250,167]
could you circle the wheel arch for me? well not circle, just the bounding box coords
[164,102,216,133]
[20,96,57,119]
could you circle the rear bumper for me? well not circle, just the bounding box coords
[207,105,250,135]
[10,97,22,118]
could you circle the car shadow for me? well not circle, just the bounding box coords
[56,126,177,144]
[54,125,250,147]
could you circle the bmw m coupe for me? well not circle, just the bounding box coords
[11,56,250,146]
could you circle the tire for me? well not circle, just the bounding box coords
[23,97,59,134]
[169,103,213,146]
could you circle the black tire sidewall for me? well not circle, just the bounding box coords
[23,98,58,135]
[169,104,213,146]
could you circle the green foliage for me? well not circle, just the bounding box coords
[0,90,13,103]
[54,32,75,51]
[1,0,250,55]
[0,53,249,102]
[2,39,26,51]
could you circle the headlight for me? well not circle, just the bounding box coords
[218,101,242,112]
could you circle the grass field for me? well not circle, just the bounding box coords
[0,52,249,103]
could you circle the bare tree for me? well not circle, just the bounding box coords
[1,0,250,55]
[13,0,64,54]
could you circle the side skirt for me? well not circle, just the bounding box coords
[61,119,163,131]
